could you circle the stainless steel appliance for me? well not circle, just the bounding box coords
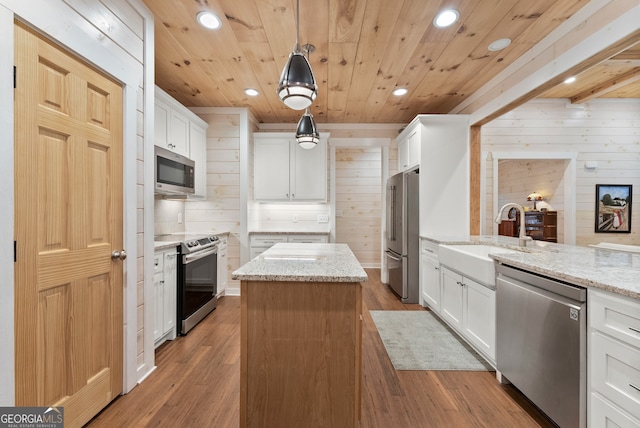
[496,263,587,428]
[154,146,195,196]
[385,170,419,303]
[155,233,218,335]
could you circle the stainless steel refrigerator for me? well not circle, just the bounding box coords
[385,170,419,303]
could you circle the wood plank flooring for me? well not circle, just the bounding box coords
[87,269,555,427]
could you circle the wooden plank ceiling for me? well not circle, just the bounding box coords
[143,0,639,124]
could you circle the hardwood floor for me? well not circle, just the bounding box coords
[87,269,555,427]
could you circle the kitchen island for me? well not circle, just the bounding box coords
[232,243,368,428]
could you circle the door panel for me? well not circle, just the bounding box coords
[14,20,123,428]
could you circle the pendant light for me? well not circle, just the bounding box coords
[295,108,319,149]
[277,0,317,110]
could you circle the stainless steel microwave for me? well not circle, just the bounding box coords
[154,146,195,195]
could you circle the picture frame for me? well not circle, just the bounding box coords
[595,184,632,233]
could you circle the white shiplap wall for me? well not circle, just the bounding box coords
[335,147,383,267]
[185,111,243,294]
[483,98,640,246]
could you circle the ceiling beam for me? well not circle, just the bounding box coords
[570,66,640,103]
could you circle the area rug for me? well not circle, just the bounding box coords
[369,310,492,371]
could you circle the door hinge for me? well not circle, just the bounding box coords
[13,66,16,89]
[14,240,16,262]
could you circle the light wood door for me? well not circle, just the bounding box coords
[14,21,124,428]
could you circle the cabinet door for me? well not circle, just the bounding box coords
[397,138,409,171]
[440,267,463,331]
[420,254,440,312]
[154,99,170,149]
[169,109,190,157]
[217,236,228,295]
[188,122,207,199]
[407,129,420,170]
[153,271,164,342]
[254,139,290,201]
[291,138,327,201]
[163,252,177,337]
[463,277,495,361]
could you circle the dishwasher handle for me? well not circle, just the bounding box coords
[496,263,586,303]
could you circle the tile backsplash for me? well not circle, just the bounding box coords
[154,197,185,236]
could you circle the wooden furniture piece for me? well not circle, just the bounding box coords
[524,211,557,242]
[498,211,557,242]
[234,243,366,428]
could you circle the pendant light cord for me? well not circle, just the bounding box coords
[295,0,300,52]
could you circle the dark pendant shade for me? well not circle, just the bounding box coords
[295,109,319,149]
[277,51,317,110]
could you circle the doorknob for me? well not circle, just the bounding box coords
[111,250,127,261]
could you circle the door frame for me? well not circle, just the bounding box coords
[481,151,578,245]
[0,0,154,404]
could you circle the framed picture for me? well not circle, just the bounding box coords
[595,184,632,233]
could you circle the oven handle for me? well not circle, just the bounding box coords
[183,247,218,264]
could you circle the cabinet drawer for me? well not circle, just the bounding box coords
[590,331,640,420]
[590,289,640,349]
[421,239,439,256]
[153,253,164,273]
[251,235,288,247]
[288,235,328,243]
[591,393,640,428]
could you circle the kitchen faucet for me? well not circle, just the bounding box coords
[495,203,532,247]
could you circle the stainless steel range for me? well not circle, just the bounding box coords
[155,233,219,335]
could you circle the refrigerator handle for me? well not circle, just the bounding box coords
[385,250,402,261]
[389,185,396,241]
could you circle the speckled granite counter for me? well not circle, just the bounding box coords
[232,243,368,282]
[154,240,180,252]
[422,235,640,299]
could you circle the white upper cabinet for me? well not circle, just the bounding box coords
[188,121,207,199]
[154,86,208,198]
[397,125,421,171]
[254,133,328,202]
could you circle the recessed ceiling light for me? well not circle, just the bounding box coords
[197,11,221,30]
[564,76,577,84]
[245,88,259,97]
[488,38,511,52]
[393,88,408,96]
[433,9,460,28]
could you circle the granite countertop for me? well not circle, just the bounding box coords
[154,240,180,251]
[422,235,640,299]
[232,243,368,283]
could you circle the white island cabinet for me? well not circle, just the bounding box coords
[437,264,496,366]
[254,132,328,202]
[420,239,441,312]
[589,288,640,427]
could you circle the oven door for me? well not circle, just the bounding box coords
[179,247,217,334]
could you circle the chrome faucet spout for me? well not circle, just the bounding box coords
[495,203,532,247]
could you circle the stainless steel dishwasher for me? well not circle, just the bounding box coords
[496,263,587,428]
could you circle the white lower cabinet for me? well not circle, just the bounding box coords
[589,289,640,427]
[216,234,228,296]
[440,266,496,364]
[154,248,178,349]
[420,240,440,312]
[441,267,464,330]
[249,234,329,259]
